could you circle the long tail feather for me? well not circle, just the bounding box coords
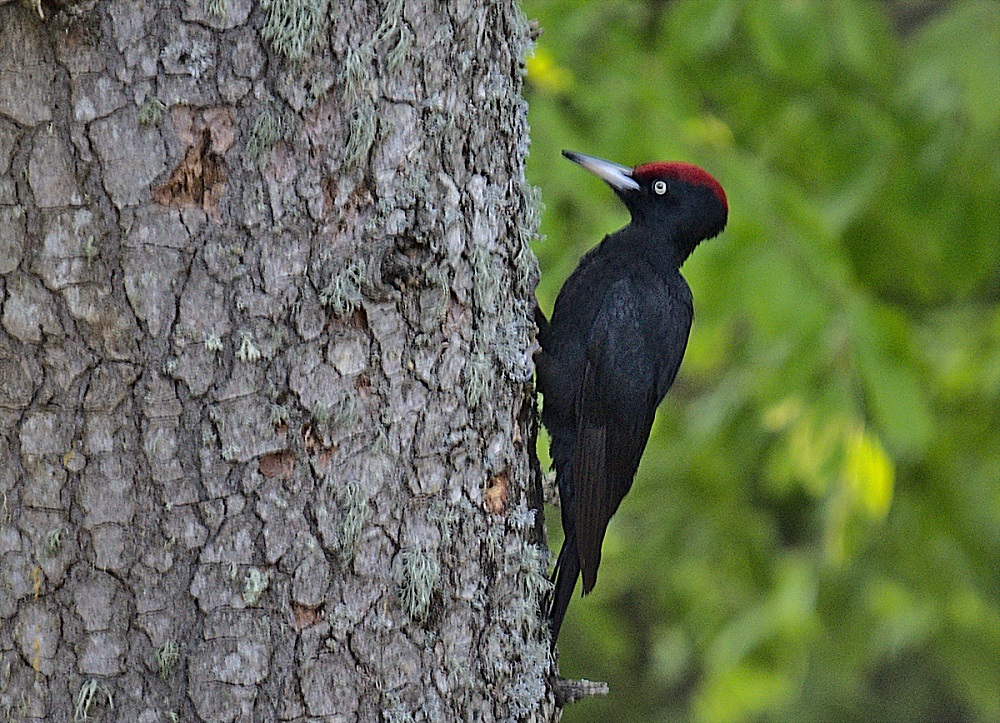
[549,534,580,649]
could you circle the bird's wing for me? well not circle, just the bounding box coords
[573,275,691,594]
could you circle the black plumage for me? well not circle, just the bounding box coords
[537,150,728,646]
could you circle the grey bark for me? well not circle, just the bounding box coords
[0,1,554,720]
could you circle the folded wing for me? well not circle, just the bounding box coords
[573,274,692,593]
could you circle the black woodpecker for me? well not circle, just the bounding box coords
[537,150,728,647]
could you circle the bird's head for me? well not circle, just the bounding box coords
[563,150,728,262]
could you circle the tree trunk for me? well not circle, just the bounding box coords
[0,1,554,720]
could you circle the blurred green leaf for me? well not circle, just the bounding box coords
[844,425,894,520]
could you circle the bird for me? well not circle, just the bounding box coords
[536,150,728,647]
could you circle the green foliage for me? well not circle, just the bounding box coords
[524,1,1000,721]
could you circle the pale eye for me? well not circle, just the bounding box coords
[652,180,667,195]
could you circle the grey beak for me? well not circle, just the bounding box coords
[562,150,641,192]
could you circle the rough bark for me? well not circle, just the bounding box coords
[0,1,553,720]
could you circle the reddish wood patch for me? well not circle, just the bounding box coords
[258,451,295,479]
[153,128,226,211]
[153,107,233,215]
[484,472,510,515]
[292,603,323,629]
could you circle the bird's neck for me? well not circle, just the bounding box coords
[610,223,688,274]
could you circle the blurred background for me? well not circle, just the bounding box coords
[523,0,1000,720]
